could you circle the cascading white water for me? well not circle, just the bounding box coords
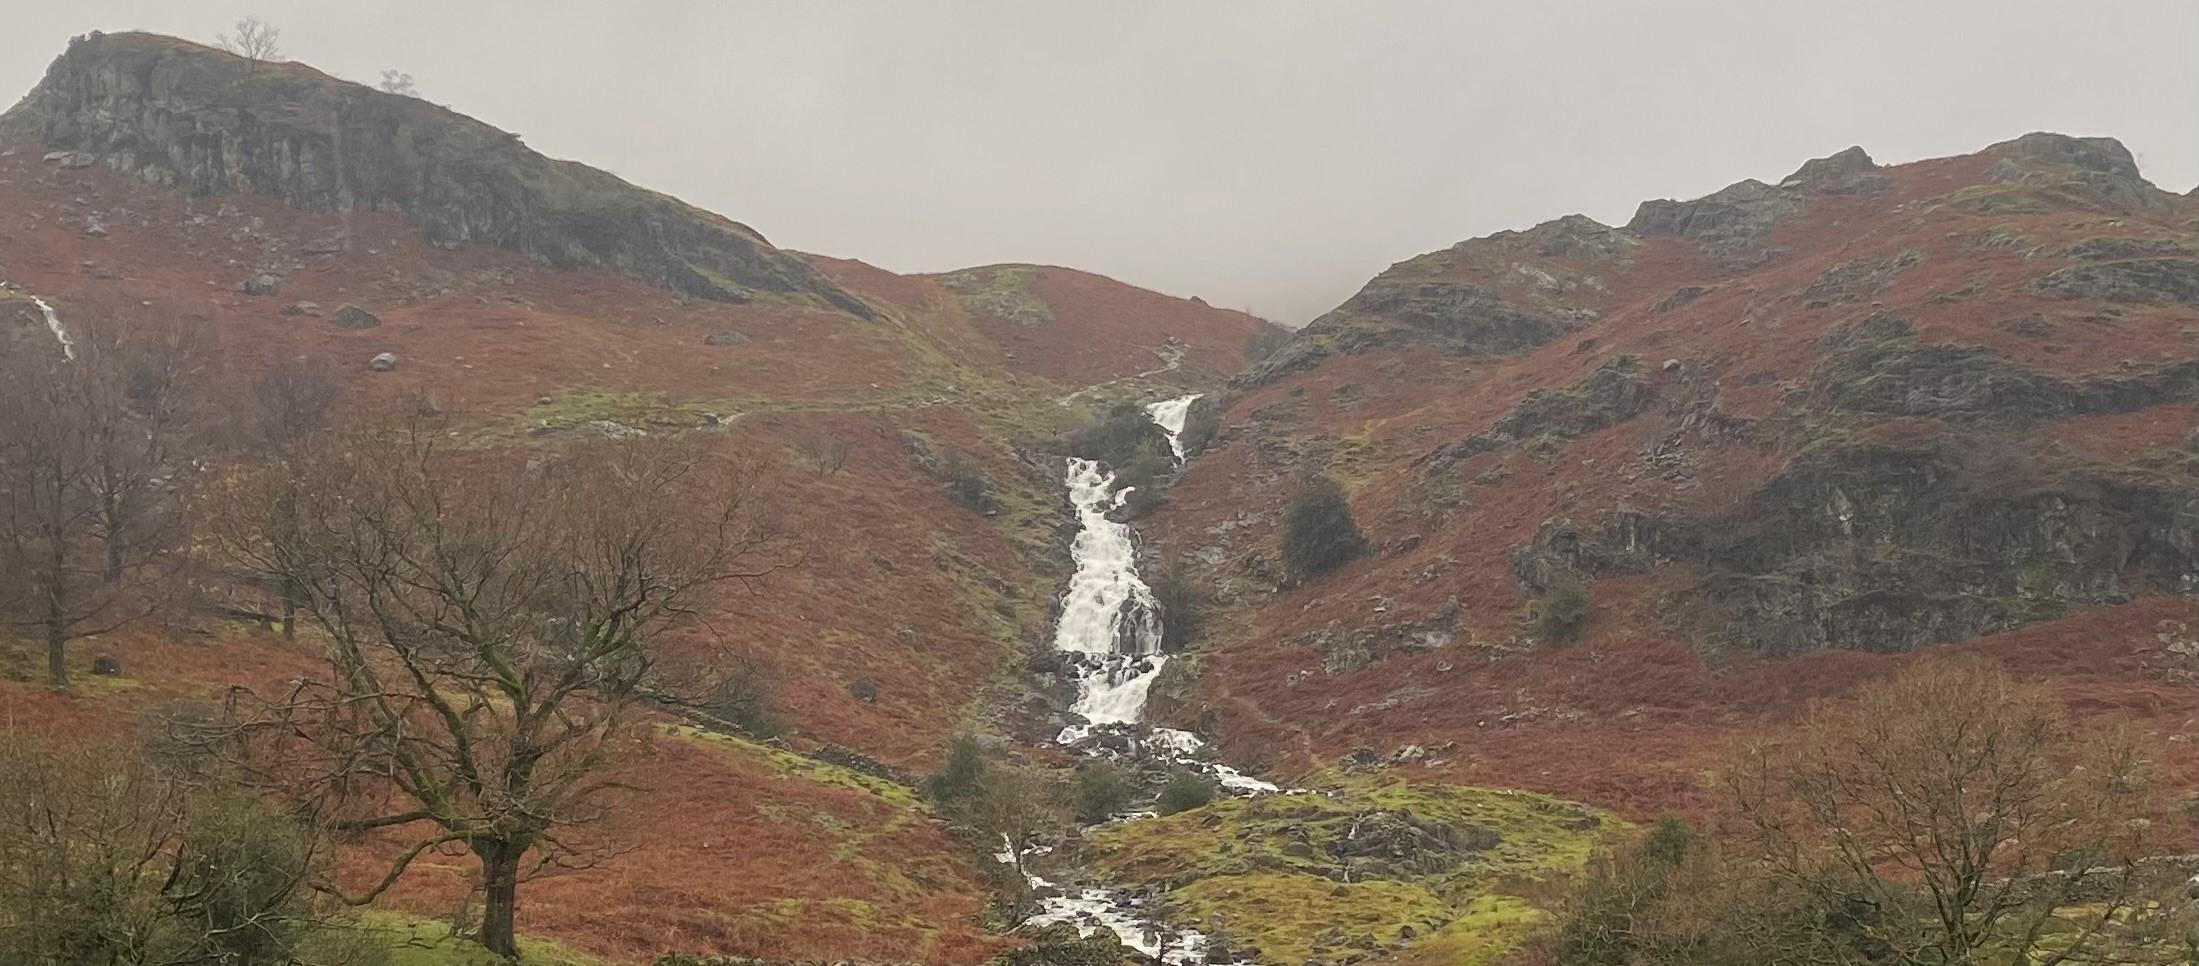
[1023,393,1268,964]
[1054,458,1168,736]
[1051,394,1202,739]
[32,296,75,360]
[3,284,77,361]
[1145,395,1199,461]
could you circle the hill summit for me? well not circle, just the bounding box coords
[2,30,869,314]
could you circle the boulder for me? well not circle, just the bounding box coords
[330,304,381,328]
[367,352,398,372]
[240,272,281,296]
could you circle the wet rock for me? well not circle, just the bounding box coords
[1508,513,1667,593]
[330,304,381,328]
[1328,810,1500,876]
[1694,433,2199,655]
[367,352,398,372]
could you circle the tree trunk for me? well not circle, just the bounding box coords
[477,843,522,959]
[45,617,67,691]
[45,529,68,690]
[280,577,297,639]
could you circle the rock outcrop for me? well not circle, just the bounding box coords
[1,32,870,315]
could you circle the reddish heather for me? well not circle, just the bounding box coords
[1148,142,2199,829]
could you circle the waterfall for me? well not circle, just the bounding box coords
[32,297,74,360]
[1145,395,1199,461]
[1051,394,1201,739]
[1054,458,1167,733]
[1021,393,1266,965]
[4,285,77,361]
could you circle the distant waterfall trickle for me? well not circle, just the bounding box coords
[3,284,77,361]
[1145,394,1199,461]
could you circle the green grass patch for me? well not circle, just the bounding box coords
[666,725,926,810]
[354,911,599,966]
[1085,774,1618,965]
[939,266,1053,326]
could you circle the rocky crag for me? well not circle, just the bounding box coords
[1,31,870,314]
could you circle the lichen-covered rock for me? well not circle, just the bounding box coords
[1981,132,2179,214]
[1692,433,2199,654]
[1,31,870,316]
[1804,312,2199,423]
[1324,279,1579,355]
[329,304,380,329]
[1627,178,1800,264]
[1428,355,1655,466]
[2034,257,2199,308]
[1780,145,1888,194]
[1802,250,1921,305]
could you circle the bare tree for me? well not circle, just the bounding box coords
[798,432,850,478]
[1539,661,2193,966]
[216,16,283,68]
[0,735,361,966]
[251,356,341,453]
[377,70,418,97]
[1725,659,2181,966]
[0,311,192,689]
[969,763,1062,883]
[247,357,341,638]
[210,412,788,958]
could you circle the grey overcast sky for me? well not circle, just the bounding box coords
[5,2,2196,324]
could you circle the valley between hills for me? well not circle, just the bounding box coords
[0,29,2192,966]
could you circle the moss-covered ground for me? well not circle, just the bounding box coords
[1085,773,1620,965]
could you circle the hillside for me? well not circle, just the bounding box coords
[2,27,2191,966]
[0,31,1274,966]
[1145,134,2199,817]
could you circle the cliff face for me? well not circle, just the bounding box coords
[1,31,869,314]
